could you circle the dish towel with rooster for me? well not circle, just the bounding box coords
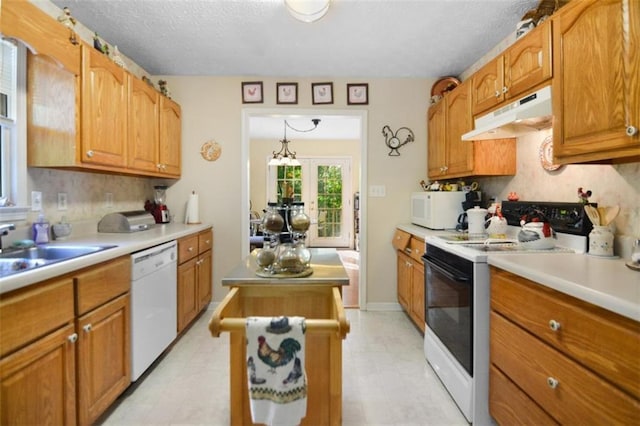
[246,316,307,426]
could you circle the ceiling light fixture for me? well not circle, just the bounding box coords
[284,0,330,23]
[269,118,321,166]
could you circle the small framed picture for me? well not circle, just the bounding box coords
[277,83,298,104]
[312,82,333,105]
[347,83,369,105]
[242,81,263,103]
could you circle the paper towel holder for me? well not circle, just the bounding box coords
[185,190,202,224]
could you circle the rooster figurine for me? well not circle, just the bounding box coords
[577,187,592,204]
[382,125,414,156]
[257,335,301,373]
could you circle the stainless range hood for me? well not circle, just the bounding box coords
[462,85,552,141]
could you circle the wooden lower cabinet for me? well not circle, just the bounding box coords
[0,256,131,426]
[0,323,77,426]
[178,228,213,333]
[76,294,130,426]
[489,267,640,425]
[393,229,425,332]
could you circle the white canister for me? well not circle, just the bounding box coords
[589,226,614,256]
[467,207,488,236]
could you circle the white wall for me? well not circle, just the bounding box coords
[159,76,433,308]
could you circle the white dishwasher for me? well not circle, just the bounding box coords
[130,240,177,381]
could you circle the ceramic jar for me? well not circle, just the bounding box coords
[467,207,488,237]
[589,226,614,256]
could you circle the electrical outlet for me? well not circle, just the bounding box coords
[57,192,68,210]
[368,185,386,197]
[31,191,43,211]
[105,192,113,208]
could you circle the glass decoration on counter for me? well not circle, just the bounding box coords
[256,203,312,277]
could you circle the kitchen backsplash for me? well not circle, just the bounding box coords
[26,168,156,224]
[475,129,639,241]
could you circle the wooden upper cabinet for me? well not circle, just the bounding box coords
[81,44,129,168]
[471,56,504,115]
[427,101,447,177]
[159,96,182,177]
[504,20,552,101]
[128,76,160,173]
[552,0,640,164]
[471,20,552,116]
[445,80,474,176]
[1,0,80,75]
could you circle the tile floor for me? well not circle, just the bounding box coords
[99,310,468,426]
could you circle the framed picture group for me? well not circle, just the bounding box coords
[242,81,368,106]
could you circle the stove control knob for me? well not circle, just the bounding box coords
[548,319,561,331]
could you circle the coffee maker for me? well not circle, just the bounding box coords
[145,185,171,224]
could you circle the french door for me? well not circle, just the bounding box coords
[267,157,352,248]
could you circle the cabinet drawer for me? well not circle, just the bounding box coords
[198,229,213,253]
[76,256,131,316]
[491,267,640,399]
[178,234,199,263]
[409,237,425,262]
[490,365,558,426]
[0,278,75,357]
[392,229,411,252]
[491,311,639,424]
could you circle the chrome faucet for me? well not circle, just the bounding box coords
[0,223,16,252]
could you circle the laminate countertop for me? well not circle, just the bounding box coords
[489,253,640,322]
[0,222,212,295]
[222,248,349,287]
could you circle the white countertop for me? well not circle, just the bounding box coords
[0,222,212,295]
[488,253,640,322]
[395,223,640,323]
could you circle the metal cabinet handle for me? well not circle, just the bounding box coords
[188,246,194,252]
[86,150,94,158]
[502,86,508,94]
[495,90,501,98]
[68,333,78,343]
[83,324,92,333]
[626,126,638,137]
[205,240,211,245]
[547,377,559,389]
[548,319,561,331]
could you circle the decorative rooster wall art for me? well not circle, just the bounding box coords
[382,125,414,156]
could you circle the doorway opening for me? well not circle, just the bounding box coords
[241,108,368,309]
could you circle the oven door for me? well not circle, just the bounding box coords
[423,251,473,376]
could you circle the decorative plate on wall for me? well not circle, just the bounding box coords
[539,135,561,171]
[201,140,221,161]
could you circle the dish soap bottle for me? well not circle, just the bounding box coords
[33,213,50,244]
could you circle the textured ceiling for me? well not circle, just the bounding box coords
[50,0,539,78]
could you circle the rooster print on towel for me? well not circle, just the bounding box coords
[246,316,307,404]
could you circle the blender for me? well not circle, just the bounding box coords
[151,185,170,223]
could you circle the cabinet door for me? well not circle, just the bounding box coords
[0,324,77,426]
[76,295,130,426]
[396,251,411,312]
[553,0,640,163]
[177,257,199,333]
[427,101,446,178]
[81,45,128,168]
[197,251,213,311]
[128,76,160,173]
[471,55,504,115]
[504,20,552,99]
[410,259,425,332]
[159,96,182,176]
[445,80,474,176]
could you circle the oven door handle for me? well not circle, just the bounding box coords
[423,255,470,283]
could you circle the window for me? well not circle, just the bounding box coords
[0,39,28,220]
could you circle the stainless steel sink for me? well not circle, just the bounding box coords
[0,244,117,278]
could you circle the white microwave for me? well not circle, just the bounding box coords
[411,191,466,230]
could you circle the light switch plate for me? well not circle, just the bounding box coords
[57,192,68,210]
[369,185,386,197]
[31,191,42,211]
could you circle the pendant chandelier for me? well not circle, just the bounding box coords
[269,119,321,166]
